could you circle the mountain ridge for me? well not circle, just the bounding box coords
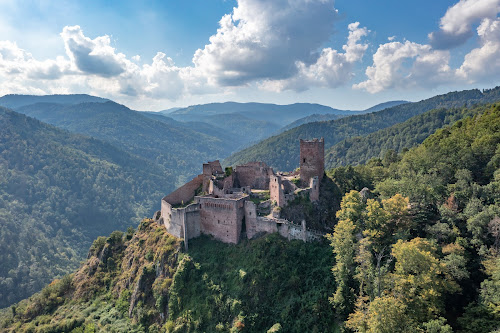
[224,86,500,171]
[0,106,172,308]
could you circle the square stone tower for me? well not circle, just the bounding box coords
[300,138,324,187]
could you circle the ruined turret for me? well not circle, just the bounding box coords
[300,138,324,187]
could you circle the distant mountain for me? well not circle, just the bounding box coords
[224,87,500,172]
[0,94,108,109]
[168,102,357,127]
[0,107,171,308]
[190,113,281,147]
[325,104,485,168]
[159,107,182,114]
[277,101,409,133]
[279,114,346,133]
[152,110,283,150]
[13,101,237,186]
[362,100,409,113]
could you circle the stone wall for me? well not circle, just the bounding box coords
[245,201,278,239]
[309,176,319,202]
[184,204,201,240]
[300,138,324,186]
[161,200,201,250]
[235,162,273,189]
[198,195,247,244]
[244,201,324,242]
[269,175,285,207]
[203,160,224,176]
[163,175,203,206]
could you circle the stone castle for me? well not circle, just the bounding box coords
[158,138,325,249]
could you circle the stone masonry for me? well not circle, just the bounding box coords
[300,138,324,187]
[159,138,326,248]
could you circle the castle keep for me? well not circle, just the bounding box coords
[158,138,325,248]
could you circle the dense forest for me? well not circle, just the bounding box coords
[167,101,355,127]
[224,87,500,172]
[0,107,170,308]
[327,103,500,332]
[325,104,483,168]
[13,101,232,187]
[1,103,498,332]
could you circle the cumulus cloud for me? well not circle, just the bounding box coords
[355,0,500,95]
[354,41,452,93]
[1,0,361,103]
[61,25,127,77]
[457,17,500,81]
[192,0,339,86]
[0,41,70,80]
[261,22,369,92]
[429,0,500,49]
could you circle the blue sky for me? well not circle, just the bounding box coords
[0,0,499,110]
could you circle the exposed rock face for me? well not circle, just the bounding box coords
[359,187,372,201]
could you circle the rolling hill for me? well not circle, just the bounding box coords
[324,104,487,168]
[166,101,358,127]
[0,107,172,308]
[11,101,236,186]
[279,100,409,133]
[224,87,500,172]
[0,94,109,109]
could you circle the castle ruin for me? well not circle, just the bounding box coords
[158,138,325,249]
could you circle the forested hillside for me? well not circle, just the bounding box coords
[327,103,500,332]
[224,87,500,171]
[0,94,109,109]
[0,107,171,308]
[2,103,499,332]
[325,104,484,168]
[279,113,344,133]
[0,220,336,333]
[279,101,408,133]
[13,101,233,186]
[167,101,355,127]
[171,113,281,149]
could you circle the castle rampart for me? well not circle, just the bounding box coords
[234,162,273,189]
[198,194,247,244]
[159,139,326,248]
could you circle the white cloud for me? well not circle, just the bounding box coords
[61,25,128,77]
[1,0,360,104]
[356,2,500,95]
[354,41,452,93]
[261,22,369,92]
[192,0,339,86]
[429,0,500,49]
[457,17,500,81]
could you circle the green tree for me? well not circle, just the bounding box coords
[391,238,458,323]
